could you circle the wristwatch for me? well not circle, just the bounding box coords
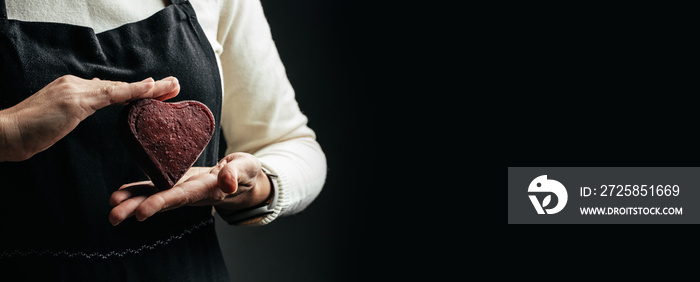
[218,167,279,225]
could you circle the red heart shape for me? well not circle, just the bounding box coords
[119,98,215,190]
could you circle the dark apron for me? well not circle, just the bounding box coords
[0,0,228,280]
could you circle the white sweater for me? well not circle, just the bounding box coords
[5,0,327,225]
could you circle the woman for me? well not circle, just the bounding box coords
[0,0,326,280]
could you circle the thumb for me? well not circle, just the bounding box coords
[218,161,239,194]
[215,152,262,195]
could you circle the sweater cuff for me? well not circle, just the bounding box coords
[250,161,286,225]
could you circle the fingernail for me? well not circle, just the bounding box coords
[109,216,121,226]
[169,77,178,89]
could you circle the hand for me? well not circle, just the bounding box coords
[108,152,273,226]
[0,75,180,162]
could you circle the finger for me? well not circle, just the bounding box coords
[218,161,238,194]
[109,182,157,207]
[147,76,180,102]
[134,173,219,221]
[217,153,260,194]
[88,77,155,108]
[153,82,180,101]
[109,195,149,226]
[90,76,180,108]
[119,180,154,190]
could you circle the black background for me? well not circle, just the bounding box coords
[506,4,696,167]
[214,1,376,281]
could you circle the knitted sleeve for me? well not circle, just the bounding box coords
[214,0,327,225]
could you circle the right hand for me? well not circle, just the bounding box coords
[0,75,180,162]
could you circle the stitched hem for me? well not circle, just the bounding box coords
[0,217,214,260]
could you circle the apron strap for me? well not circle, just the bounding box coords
[170,0,187,4]
[0,0,6,20]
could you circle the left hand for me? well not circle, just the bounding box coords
[108,152,272,226]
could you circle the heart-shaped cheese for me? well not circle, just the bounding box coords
[119,98,215,190]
